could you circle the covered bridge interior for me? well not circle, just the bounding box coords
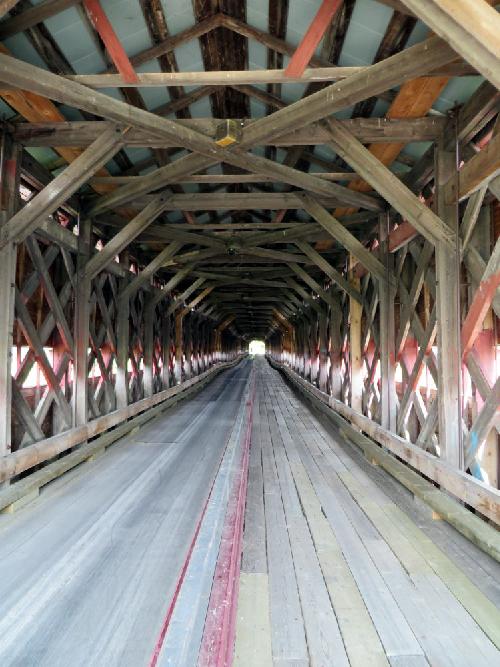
[0,0,499,665]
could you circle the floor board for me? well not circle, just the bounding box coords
[238,359,500,667]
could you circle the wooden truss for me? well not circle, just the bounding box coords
[0,0,498,527]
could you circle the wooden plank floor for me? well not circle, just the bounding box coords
[235,359,500,667]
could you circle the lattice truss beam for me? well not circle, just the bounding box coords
[0,0,498,503]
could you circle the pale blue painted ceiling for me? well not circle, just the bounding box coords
[0,0,486,173]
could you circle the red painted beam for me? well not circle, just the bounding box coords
[389,220,418,252]
[285,0,343,78]
[198,371,255,667]
[83,0,139,84]
[461,270,500,359]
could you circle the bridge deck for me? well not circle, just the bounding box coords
[0,359,498,666]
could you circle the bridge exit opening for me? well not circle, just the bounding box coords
[249,340,265,356]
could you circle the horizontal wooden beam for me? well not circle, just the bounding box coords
[89,173,359,186]
[0,53,381,214]
[133,192,346,211]
[13,117,446,147]
[60,61,473,88]
[65,66,361,87]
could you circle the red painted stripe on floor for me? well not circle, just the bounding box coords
[198,371,255,667]
[149,368,253,667]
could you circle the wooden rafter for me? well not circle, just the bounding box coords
[83,0,138,84]
[285,0,343,77]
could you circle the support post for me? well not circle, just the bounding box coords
[184,315,192,380]
[310,314,319,386]
[379,212,397,431]
[143,298,155,398]
[435,128,463,469]
[302,318,310,380]
[174,312,183,384]
[115,293,130,409]
[318,308,328,392]
[329,299,342,399]
[73,216,92,427]
[349,254,363,413]
[0,129,20,457]
[161,311,171,389]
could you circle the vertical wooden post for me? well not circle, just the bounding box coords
[184,315,192,380]
[303,319,310,379]
[174,312,183,384]
[0,129,20,457]
[379,212,396,431]
[213,327,219,364]
[73,216,92,427]
[161,311,171,389]
[349,254,363,413]
[435,128,463,470]
[318,308,328,392]
[143,297,154,398]
[329,299,342,399]
[198,321,205,373]
[115,292,130,409]
[191,315,198,376]
[310,314,319,385]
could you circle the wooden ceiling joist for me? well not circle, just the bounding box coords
[12,117,446,148]
[62,61,474,88]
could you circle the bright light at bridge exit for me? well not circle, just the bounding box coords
[249,340,265,355]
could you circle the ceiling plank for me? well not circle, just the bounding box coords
[351,9,416,119]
